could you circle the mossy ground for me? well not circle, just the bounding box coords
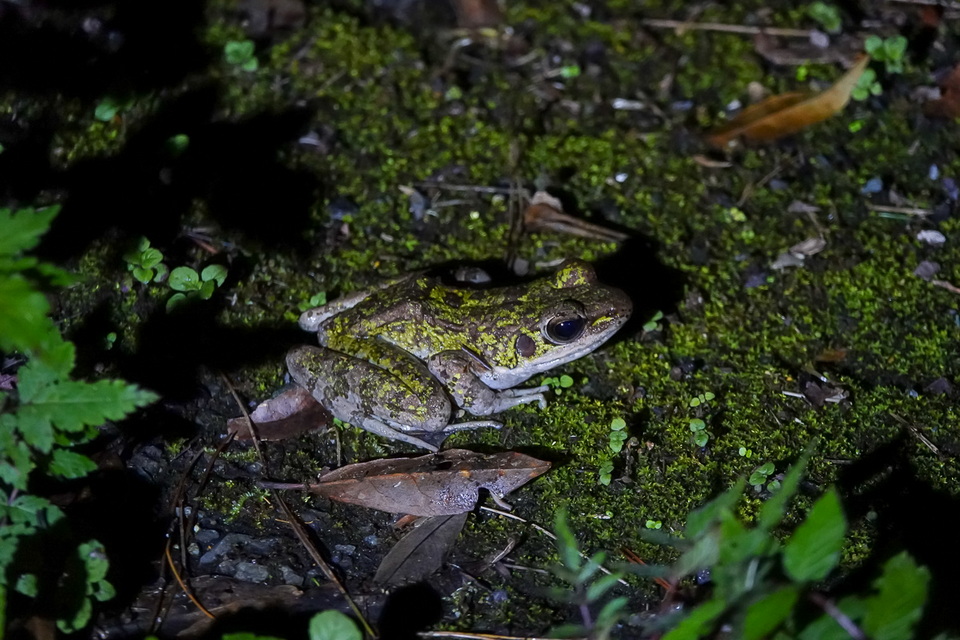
[10,0,960,635]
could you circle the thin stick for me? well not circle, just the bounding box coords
[271,490,377,638]
[889,0,960,8]
[479,506,630,587]
[419,632,579,640]
[809,593,867,639]
[864,203,931,217]
[164,543,215,619]
[641,19,813,37]
[931,278,960,295]
[414,182,525,195]
[221,373,264,462]
[221,373,375,638]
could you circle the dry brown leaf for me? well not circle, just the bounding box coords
[452,0,503,29]
[706,54,869,147]
[924,64,960,118]
[374,513,469,585]
[226,386,332,441]
[262,449,550,516]
[523,190,628,242]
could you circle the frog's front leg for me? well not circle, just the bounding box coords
[427,350,549,416]
[287,344,497,451]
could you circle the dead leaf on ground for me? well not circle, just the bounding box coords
[374,513,469,585]
[262,449,550,516]
[706,54,870,147]
[452,0,503,29]
[924,63,960,118]
[523,190,628,242]
[226,386,332,441]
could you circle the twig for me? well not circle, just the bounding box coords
[221,373,264,462]
[641,19,813,37]
[737,164,782,207]
[164,543,215,619]
[864,202,931,217]
[221,373,375,638]
[891,413,943,458]
[931,278,960,295]
[270,489,377,638]
[888,0,960,8]
[480,506,630,587]
[419,632,580,640]
[414,182,527,196]
[809,593,867,639]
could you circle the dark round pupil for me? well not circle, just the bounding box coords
[549,317,585,343]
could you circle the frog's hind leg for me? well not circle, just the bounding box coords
[353,417,441,452]
[286,344,453,450]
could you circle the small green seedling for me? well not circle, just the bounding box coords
[598,459,614,486]
[738,446,753,458]
[123,237,168,284]
[608,417,628,454]
[224,40,258,72]
[298,291,327,312]
[689,418,711,447]
[865,35,907,74]
[167,134,190,156]
[94,96,132,122]
[808,1,841,34]
[645,520,662,530]
[167,264,228,311]
[104,332,117,350]
[749,461,780,492]
[542,374,575,394]
[689,391,715,407]
[642,310,664,332]
[852,68,882,101]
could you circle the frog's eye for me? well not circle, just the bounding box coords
[545,314,586,344]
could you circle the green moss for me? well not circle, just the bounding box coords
[29,1,960,630]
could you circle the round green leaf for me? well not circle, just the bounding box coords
[168,266,200,291]
[309,610,361,640]
[132,267,154,284]
[198,279,215,300]
[140,248,163,269]
[166,292,188,312]
[201,264,228,286]
[94,99,119,122]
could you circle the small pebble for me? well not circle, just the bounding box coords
[916,230,946,246]
[861,177,883,194]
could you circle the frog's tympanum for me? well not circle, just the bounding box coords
[286,260,632,450]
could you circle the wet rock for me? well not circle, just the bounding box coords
[128,445,164,482]
[195,529,220,545]
[278,565,304,586]
[234,561,270,583]
[199,533,253,566]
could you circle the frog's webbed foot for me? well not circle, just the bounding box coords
[470,385,549,413]
[501,385,550,410]
[359,417,440,452]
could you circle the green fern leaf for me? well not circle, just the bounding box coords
[49,450,97,479]
[0,206,59,258]
[0,276,54,354]
[18,380,157,436]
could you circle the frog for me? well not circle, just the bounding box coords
[286,259,632,451]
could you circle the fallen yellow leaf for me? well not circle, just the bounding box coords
[706,54,870,147]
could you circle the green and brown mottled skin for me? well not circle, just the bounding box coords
[286,260,632,450]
